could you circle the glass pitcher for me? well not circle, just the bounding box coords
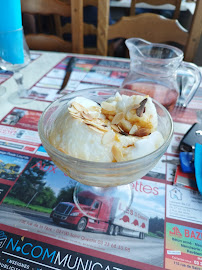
[122,38,201,111]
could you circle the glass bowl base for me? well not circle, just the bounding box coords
[0,86,6,96]
[73,182,134,222]
[8,91,32,105]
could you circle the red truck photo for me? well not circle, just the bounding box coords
[50,191,149,238]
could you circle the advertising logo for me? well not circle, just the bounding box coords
[170,188,182,200]
[169,226,182,238]
[0,231,7,248]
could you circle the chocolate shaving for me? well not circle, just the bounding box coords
[136,98,147,117]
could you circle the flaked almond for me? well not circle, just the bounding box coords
[73,102,89,115]
[134,128,151,137]
[81,111,93,120]
[112,145,123,162]
[111,124,120,133]
[88,125,104,134]
[125,109,138,123]
[68,106,78,114]
[129,125,138,135]
[112,112,124,125]
[89,106,101,112]
[102,119,111,126]
[114,133,120,142]
[102,130,115,145]
[101,108,116,116]
[84,120,109,132]
[95,118,110,128]
[69,112,82,119]
[106,115,114,121]
[101,101,116,112]
[117,125,124,132]
[115,93,122,102]
[71,101,86,112]
[119,119,132,133]
[117,126,128,136]
[96,118,109,125]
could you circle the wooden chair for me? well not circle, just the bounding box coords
[130,0,182,19]
[83,0,110,55]
[53,0,110,55]
[21,0,83,53]
[101,0,201,62]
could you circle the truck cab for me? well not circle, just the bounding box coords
[50,191,113,233]
[0,162,20,180]
[50,191,149,238]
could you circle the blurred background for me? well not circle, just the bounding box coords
[22,0,201,65]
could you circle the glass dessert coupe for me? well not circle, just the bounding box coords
[0,28,31,104]
[38,88,173,221]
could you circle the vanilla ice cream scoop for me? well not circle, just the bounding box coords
[48,93,164,162]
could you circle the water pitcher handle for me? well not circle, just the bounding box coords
[178,61,201,107]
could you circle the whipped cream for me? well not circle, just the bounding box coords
[49,93,164,162]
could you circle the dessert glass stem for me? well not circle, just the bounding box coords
[14,71,27,97]
[0,85,6,96]
[8,70,32,105]
[73,182,134,221]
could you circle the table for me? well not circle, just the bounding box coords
[0,51,202,270]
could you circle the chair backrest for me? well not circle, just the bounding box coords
[130,0,182,19]
[83,0,110,55]
[101,0,201,62]
[53,0,109,55]
[21,0,83,53]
